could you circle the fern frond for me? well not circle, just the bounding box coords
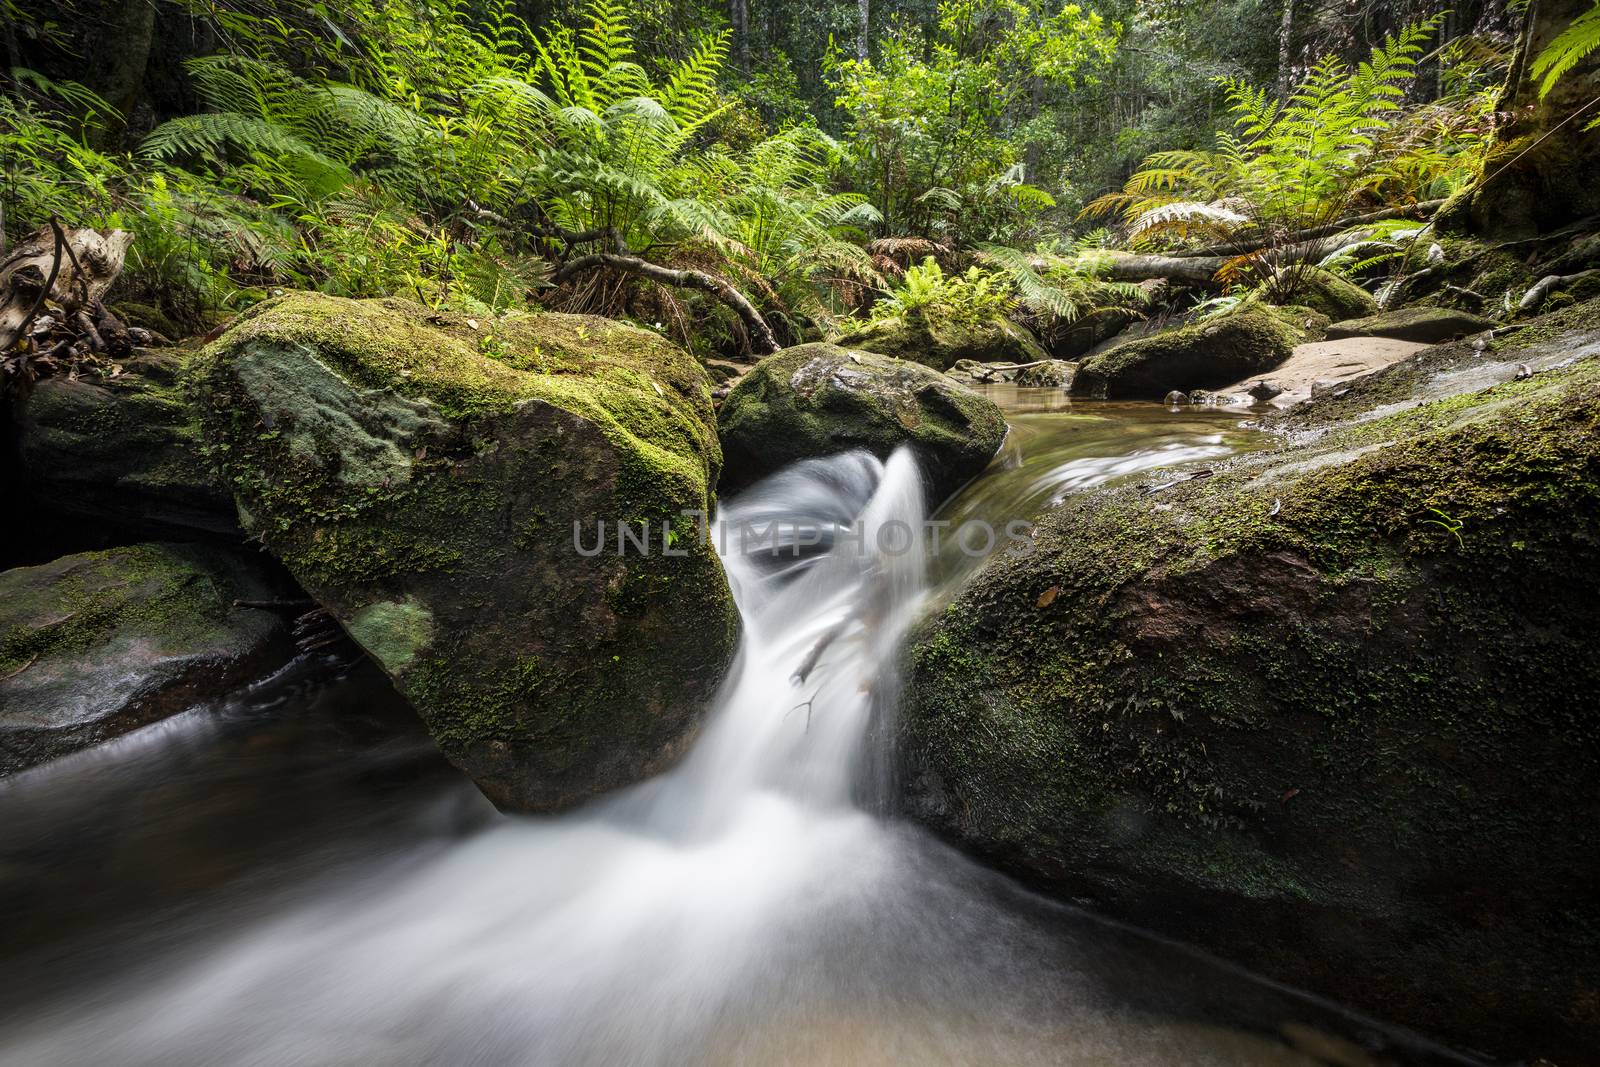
[1532,3,1600,98]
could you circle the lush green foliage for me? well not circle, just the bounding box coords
[1088,16,1459,246]
[0,0,1532,354]
[828,0,1119,243]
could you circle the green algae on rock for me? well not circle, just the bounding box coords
[193,293,740,812]
[0,543,290,775]
[834,313,1049,371]
[717,343,1008,504]
[901,300,1600,1063]
[1073,309,1298,399]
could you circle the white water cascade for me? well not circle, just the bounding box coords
[0,447,1389,1066]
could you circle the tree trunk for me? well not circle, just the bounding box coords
[857,0,870,61]
[1096,231,1378,287]
[1276,0,1296,100]
[1444,0,1600,239]
[730,0,749,70]
[85,0,159,148]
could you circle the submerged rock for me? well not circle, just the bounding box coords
[1072,310,1298,399]
[901,299,1600,1062]
[194,294,740,812]
[11,350,238,536]
[834,314,1048,372]
[0,543,290,775]
[717,343,1007,504]
[1325,306,1496,343]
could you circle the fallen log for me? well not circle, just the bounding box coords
[1166,200,1446,260]
[553,252,780,355]
[1097,231,1378,287]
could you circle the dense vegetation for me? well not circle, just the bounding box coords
[1,0,1594,366]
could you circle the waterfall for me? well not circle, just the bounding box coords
[624,446,927,828]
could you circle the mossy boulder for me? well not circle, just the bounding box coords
[0,543,291,775]
[193,293,740,812]
[834,313,1048,371]
[1072,310,1297,399]
[1286,269,1379,321]
[717,343,1007,504]
[11,351,239,536]
[1326,307,1496,343]
[901,302,1600,1062]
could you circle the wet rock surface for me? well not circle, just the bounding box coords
[903,299,1600,1062]
[1072,310,1299,399]
[10,350,238,537]
[0,543,292,775]
[718,343,1008,504]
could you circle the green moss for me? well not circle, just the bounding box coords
[902,305,1600,1053]
[1286,268,1378,321]
[345,597,434,673]
[717,342,1007,501]
[192,292,740,812]
[211,294,719,501]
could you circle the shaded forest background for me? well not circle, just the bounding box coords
[7,0,1595,366]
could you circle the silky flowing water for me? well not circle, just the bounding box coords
[0,395,1481,1066]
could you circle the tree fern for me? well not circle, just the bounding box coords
[1087,14,1451,270]
[1531,1,1600,129]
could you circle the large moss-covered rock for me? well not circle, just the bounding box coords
[1287,268,1379,321]
[717,343,1007,503]
[1326,306,1496,343]
[835,313,1048,371]
[902,301,1600,1062]
[11,351,238,535]
[1072,310,1297,399]
[0,543,290,775]
[194,293,739,812]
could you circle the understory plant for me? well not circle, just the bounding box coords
[1082,14,1491,301]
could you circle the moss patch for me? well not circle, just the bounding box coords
[835,314,1048,371]
[1286,268,1378,321]
[0,543,287,773]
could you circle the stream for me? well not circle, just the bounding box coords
[0,393,1482,1066]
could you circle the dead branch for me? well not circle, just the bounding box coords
[554,252,780,354]
[0,221,65,352]
[0,223,135,372]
